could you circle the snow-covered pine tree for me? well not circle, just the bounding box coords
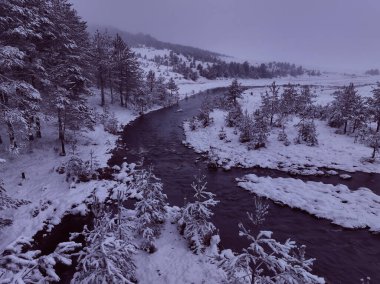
[225,103,243,128]
[72,205,136,284]
[280,83,298,117]
[0,237,81,283]
[329,83,362,134]
[155,75,169,106]
[225,79,243,107]
[91,29,112,106]
[146,70,156,94]
[197,98,214,127]
[133,168,168,252]
[111,34,142,108]
[178,174,219,254]
[43,0,94,156]
[295,118,319,146]
[248,110,269,150]
[297,85,317,117]
[238,110,254,143]
[167,77,180,105]
[368,83,380,132]
[218,210,324,284]
[0,0,52,151]
[261,81,280,126]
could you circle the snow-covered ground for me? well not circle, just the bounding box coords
[237,174,380,232]
[184,109,379,174]
[134,207,226,284]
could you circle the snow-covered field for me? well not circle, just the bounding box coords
[184,109,379,174]
[237,174,380,232]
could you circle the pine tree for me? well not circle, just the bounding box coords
[280,83,298,117]
[261,81,280,126]
[111,34,142,108]
[178,174,219,254]
[133,168,167,252]
[218,207,324,284]
[0,0,52,151]
[225,104,243,128]
[146,70,156,93]
[329,83,362,134]
[91,30,112,106]
[44,0,94,156]
[297,85,317,117]
[167,77,179,105]
[72,201,136,283]
[368,83,380,132]
[295,119,319,146]
[225,79,243,106]
[248,110,269,150]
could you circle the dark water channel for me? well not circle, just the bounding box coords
[108,90,380,284]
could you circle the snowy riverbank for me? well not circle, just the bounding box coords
[237,174,380,232]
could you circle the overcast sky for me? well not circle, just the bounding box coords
[70,0,380,72]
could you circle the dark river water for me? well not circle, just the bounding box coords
[108,90,380,284]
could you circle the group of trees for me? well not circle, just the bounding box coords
[92,32,180,111]
[327,83,380,158]
[0,0,181,158]
[0,0,94,156]
[199,61,320,80]
[223,80,319,149]
[149,51,320,82]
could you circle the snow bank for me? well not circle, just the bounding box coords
[237,174,380,232]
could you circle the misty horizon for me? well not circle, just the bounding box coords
[70,0,380,73]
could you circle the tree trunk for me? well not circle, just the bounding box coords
[100,75,105,106]
[6,121,17,149]
[344,121,348,134]
[377,118,380,132]
[372,147,376,159]
[0,134,2,144]
[58,110,66,156]
[109,70,114,104]
[27,117,34,141]
[35,117,42,138]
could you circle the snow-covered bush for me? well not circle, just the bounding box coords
[72,205,136,283]
[188,116,203,131]
[103,111,119,134]
[218,211,324,284]
[295,119,318,146]
[0,237,81,283]
[133,168,167,252]
[277,128,291,146]
[65,155,99,182]
[178,174,219,254]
